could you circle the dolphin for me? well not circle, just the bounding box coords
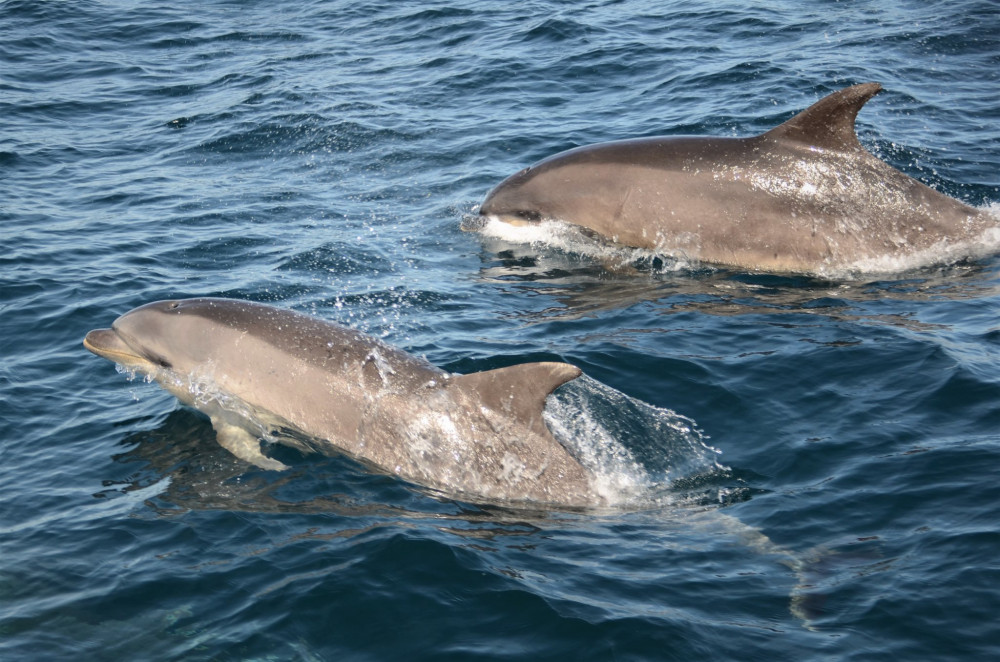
[84,298,599,507]
[478,83,995,273]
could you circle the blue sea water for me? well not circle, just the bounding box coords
[3,0,1000,659]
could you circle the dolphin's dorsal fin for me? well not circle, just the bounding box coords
[451,362,582,436]
[762,82,882,153]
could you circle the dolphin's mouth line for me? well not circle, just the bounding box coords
[83,327,154,368]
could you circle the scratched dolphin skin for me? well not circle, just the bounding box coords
[84,298,598,506]
[479,83,994,273]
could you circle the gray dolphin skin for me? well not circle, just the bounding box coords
[479,83,994,273]
[84,298,598,507]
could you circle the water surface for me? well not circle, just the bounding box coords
[3,1,1000,659]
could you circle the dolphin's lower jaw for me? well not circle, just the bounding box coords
[467,208,544,230]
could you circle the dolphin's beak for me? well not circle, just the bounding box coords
[83,328,150,369]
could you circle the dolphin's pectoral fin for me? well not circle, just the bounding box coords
[763,82,882,153]
[211,417,288,471]
[451,362,582,440]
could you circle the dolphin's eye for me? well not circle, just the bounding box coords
[150,354,172,369]
[167,302,180,309]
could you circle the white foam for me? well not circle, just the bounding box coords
[475,215,697,274]
[820,206,1000,278]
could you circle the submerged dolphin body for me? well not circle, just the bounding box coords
[479,83,994,273]
[84,298,599,507]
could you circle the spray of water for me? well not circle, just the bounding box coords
[544,375,725,508]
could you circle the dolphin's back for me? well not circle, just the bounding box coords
[109,298,599,506]
[180,298,440,383]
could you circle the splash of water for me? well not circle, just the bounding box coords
[544,375,725,507]
[817,203,1000,277]
[470,215,696,274]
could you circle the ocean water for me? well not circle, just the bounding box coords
[3,0,1000,659]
